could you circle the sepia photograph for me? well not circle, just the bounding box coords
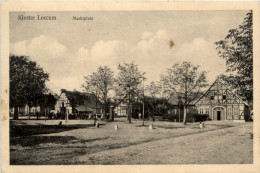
[1,1,260,172]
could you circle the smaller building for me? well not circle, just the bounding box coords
[54,89,103,118]
[168,94,197,116]
[10,105,47,116]
[114,102,129,116]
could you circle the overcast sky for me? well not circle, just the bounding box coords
[10,11,249,94]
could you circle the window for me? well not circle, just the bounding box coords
[210,96,214,100]
[206,108,209,115]
[234,106,239,115]
[199,108,204,114]
[223,95,226,100]
[228,107,232,116]
[79,100,84,105]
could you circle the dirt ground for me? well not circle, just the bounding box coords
[10,118,253,165]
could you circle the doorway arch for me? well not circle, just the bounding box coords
[212,106,226,120]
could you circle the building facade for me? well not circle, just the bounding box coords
[54,89,103,117]
[114,102,129,116]
[10,105,45,116]
[54,91,73,115]
[195,79,250,121]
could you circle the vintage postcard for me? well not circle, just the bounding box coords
[1,1,260,173]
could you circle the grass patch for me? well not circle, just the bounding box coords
[154,125,185,129]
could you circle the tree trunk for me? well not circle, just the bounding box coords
[109,106,114,121]
[183,105,187,125]
[128,105,131,123]
[152,103,155,122]
[14,106,18,120]
[103,97,107,120]
[111,112,114,121]
[28,106,31,120]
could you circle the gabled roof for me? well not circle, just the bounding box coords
[74,105,93,112]
[168,95,183,105]
[194,78,249,106]
[59,89,103,109]
[168,92,199,106]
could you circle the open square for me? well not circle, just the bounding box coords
[5,7,255,168]
[10,118,253,165]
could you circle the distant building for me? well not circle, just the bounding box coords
[168,94,197,116]
[10,104,47,116]
[54,89,103,116]
[195,79,250,121]
[114,102,128,116]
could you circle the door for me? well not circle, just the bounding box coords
[217,111,221,120]
[213,107,226,121]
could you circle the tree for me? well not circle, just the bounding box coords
[83,66,115,119]
[160,61,208,125]
[115,62,145,123]
[215,11,253,102]
[145,81,161,121]
[10,55,49,119]
[143,96,170,119]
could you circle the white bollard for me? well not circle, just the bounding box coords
[149,124,153,130]
[199,122,205,129]
[115,124,118,130]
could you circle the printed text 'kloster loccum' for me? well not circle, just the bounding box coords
[18,15,57,21]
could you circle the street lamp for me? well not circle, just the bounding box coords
[127,84,131,123]
[65,102,70,123]
[142,76,145,126]
[45,95,47,122]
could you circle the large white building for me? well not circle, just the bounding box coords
[195,79,250,121]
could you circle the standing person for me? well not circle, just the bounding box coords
[94,113,97,125]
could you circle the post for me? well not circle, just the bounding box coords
[45,96,47,122]
[183,104,187,125]
[178,102,181,123]
[142,76,145,126]
[65,110,68,123]
[95,90,97,116]
[128,86,131,123]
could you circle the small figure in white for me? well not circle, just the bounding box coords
[138,113,142,119]
[149,124,153,130]
[199,121,205,129]
[115,124,118,130]
[96,122,99,128]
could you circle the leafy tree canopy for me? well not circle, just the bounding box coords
[10,55,49,108]
[215,11,253,102]
[114,62,145,102]
[160,61,208,124]
[83,66,115,114]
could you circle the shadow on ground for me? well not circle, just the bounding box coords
[10,123,105,137]
[10,136,110,147]
[10,136,78,147]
